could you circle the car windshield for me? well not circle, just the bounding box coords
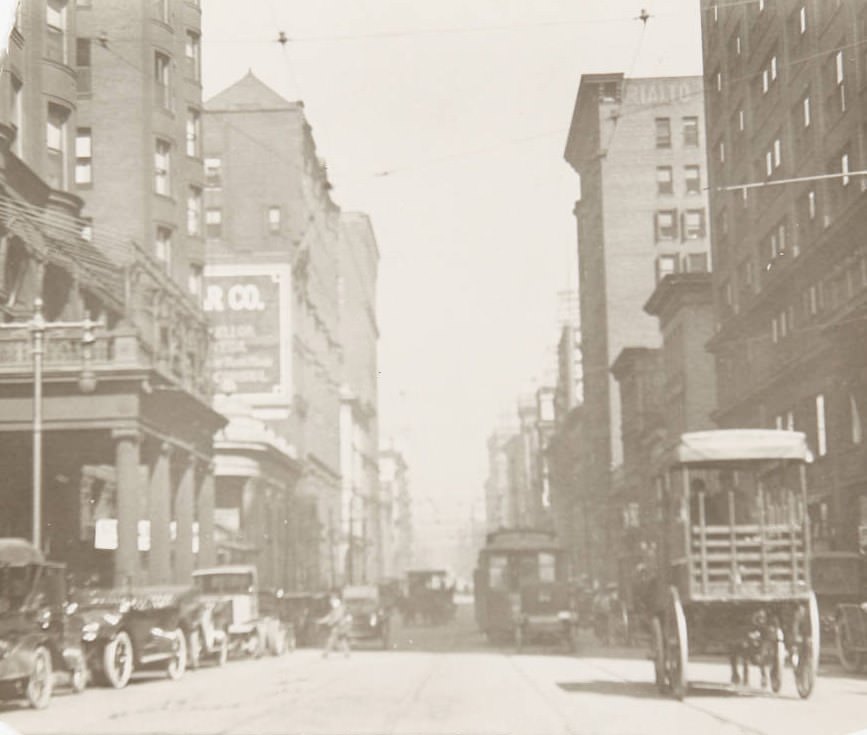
[0,565,35,613]
[345,597,377,613]
[194,573,254,594]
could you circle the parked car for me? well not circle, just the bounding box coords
[193,565,288,658]
[0,539,87,709]
[73,585,192,688]
[343,585,390,649]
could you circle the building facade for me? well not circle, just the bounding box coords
[0,0,221,587]
[338,212,381,583]
[379,444,412,577]
[563,73,710,578]
[203,72,343,589]
[701,0,867,553]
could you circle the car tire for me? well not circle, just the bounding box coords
[26,646,53,709]
[102,631,134,689]
[187,629,202,670]
[166,628,187,680]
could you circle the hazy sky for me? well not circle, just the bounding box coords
[1,1,703,542]
[197,1,703,533]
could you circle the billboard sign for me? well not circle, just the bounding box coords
[203,265,292,401]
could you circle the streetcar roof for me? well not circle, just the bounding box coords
[674,430,813,465]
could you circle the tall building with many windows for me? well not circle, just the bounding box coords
[75,0,204,293]
[563,73,709,578]
[700,0,867,553]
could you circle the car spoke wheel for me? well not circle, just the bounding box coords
[187,629,202,670]
[102,631,133,689]
[26,646,53,709]
[167,628,187,680]
[664,587,688,701]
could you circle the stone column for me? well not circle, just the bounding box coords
[197,465,216,568]
[112,428,141,587]
[149,442,172,584]
[174,454,195,583]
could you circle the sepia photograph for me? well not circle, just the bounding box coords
[0,0,865,733]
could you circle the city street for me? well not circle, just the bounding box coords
[3,604,867,735]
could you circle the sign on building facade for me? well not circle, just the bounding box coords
[203,265,293,402]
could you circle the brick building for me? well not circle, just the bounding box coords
[202,72,344,589]
[700,0,867,553]
[0,0,222,587]
[563,73,710,579]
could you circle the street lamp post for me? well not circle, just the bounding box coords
[0,298,98,550]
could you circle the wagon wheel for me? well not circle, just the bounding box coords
[663,587,688,700]
[792,592,820,699]
[770,628,785,694]
[25,646,53,709]
[651,616,667,693]
[835,615,863,673]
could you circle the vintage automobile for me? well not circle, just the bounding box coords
[0,539,87,709]
[514,580,577,652]
[343,585,390,649]
[192,565,288,657]
[402,570,456,625]
[73,585,192,688]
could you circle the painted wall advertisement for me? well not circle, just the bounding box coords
[203,267,291,399]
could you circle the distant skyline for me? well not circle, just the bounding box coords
[0,1,704,557]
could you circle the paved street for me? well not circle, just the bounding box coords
[2,604,867,735]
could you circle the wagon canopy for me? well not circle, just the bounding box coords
[674,430,813,466]
[0,538,45,566]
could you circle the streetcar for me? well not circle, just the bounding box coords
[473,528,575,648]
[651,429,819,700]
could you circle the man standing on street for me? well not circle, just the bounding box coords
[318,591,352,658]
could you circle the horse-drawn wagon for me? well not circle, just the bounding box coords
[651,429,819,699]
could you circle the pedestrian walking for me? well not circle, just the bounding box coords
[318,591,352,658]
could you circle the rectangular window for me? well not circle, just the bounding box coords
[186,109,200,157]
[9,75,22,156]
[655,118,671,148]
[684,209,706,239]
[185,31,201,82]
[154,138,171,195]
[773,137,782,168]
[74,128,92,185]
[205,208,222,239]
[656,166,673,194]
[46,103,69,189]
[683,117,699,147]
[718,140,725,164]
[851,395,863,444]
[684,165,701,194]
[45,0,68,64]
[187,185,202,237]
[154,51,171,110]
[76,38,91,93]
[155,226,172,271]
[655,210,677,240]
[686,253,709,272]
[808,189,816,219]
[738,108,745,131]
[188,264,203,298]
[267,206,281,234]
[803,95,811,127]
[204,157,222,188]
[842,152,850,185]
[816,394,827,456]
[656,254,677,281]
[800,5,807,33]
[152,0,168,22]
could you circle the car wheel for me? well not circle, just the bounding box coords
[26,646,53,709]
[187,629,202,670]
[70,656,87,693]
[166,628,187,680]
[102,631,134,689]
